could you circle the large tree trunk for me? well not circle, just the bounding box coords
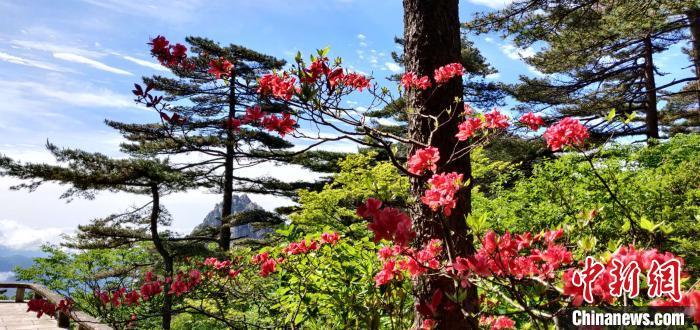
[150,185,173,330]
[642,34,660,139]
[219,69,237,251]
[687,8,700,109]
[403,0,478,328]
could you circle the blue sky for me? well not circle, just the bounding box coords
[0,0,692,251]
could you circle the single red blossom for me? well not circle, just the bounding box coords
[303,58,330,83]
[226,117,241,132]
[357,198,382,219]
[543,117,589,151]
[342,72,371,91]
[208,57,234,79]
[484,109,510,129]
[149,35,169,54]
[251,252,270,265]
[258,73,297,100]
[124,291,140,306]
[320,232,340,245]
[259,258,278,277]
[276,112,297,137]
[407,146,440,175]
[401,72,431,90]
[374,260,398,286]
[456,117,484,141]
[229,269,241,278]
[327,68,345,87]
[171,43,187,59]
[433,63,464,84]
[367,207,416,246]
[421,319,437,330]
[519,111,545,130]
[420,172,463,216]
[243,105,266,123]
[168,278,188,296]
[261,114,280,131]
[463,103,475,115]
[140,280,163,301]
[491,316,516,330]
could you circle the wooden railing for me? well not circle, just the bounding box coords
[0,282,113,330]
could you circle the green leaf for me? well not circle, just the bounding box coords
[606,108,616,122]
[621,219,630,232]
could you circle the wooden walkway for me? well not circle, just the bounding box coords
[0,283,111,330]
[0,303,60,329]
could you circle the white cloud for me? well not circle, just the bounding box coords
[359,42,368,47]
[377,118,400,126]
[53,52,133,76]
[468,0,514,9]
[484,37,495,44]
[10,40,104,58]
[0,272,15,282]
[384,62,402,73]
[0,219,69,250]
[0,80,140,109]
[0,51,69,72]
[357,34,366,40]
[527,65,545,77]
[485,72,500,80]
[500,44,535,60]
[122,55,168,71]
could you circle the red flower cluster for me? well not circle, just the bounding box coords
[258,73,298,100]
[320,231,341,245]
[433,63,464,84]
[407,147,440,175]
[421,172,463,216]
[456,117,483,141]
[261,112,296,137]
[650,290,700,324]
[148,36,191,69]
[543,117,589,151]
[251,252,283,277]
[480,315,516,330]
[483,109,510,129]
[208,57,234,80]
[401,72,431,90]
[342,72,371,91]
[563,245,684,306]
[302,58,331,83]
[357,198,415,246]
[168,270,201,296]
[203,257,241,278]
[283,239,319,255]
[140,271,163,301]
[243,105,266,123]
[379,239,443,281]
[451,230,572,285]
[519,111,545,130]
[26,298,72,319]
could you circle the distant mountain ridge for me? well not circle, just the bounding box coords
[194,194,270,240]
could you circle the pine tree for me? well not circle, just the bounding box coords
[468,0,699,140]
[0,144,203,329]
[108,36,343,250]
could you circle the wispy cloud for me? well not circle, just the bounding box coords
[500,44,535,60]
[11,39,104,58]
[0,51,69,72]
[53,52,133,75]
[357,34,366,41]
[80,0,203,22]
[0,80,140,109]
[122,55,168,71]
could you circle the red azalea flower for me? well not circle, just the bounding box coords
[484,109,510,129]
[519,111,545,130]
[208,57,234,79]
[407,146,440,175]
[342,72,371,91]
[320,232,340,245]
[433,63,464,84]
[420,172,463,216]
[456,117,484,141]
[357,198,382,219]
[243,105,266,123]
[401,72,431,90]
[543,117,589,151]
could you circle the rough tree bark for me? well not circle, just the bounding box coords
[150,185,173,329]
[687,8,700,109]
[403,0,478,328]
[642,34,660,139]
[220,67,236,251]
